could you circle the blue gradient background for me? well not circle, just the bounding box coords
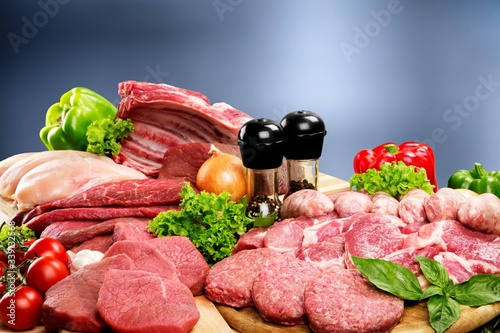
[1,1,499,187]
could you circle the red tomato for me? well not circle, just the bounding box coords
[0,286,43,330]
[24,237,68,267]
[0,251,7,264]
[25,256,68,296]
[0,282,6,296]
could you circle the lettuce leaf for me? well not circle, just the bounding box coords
[86,118,134,157]
[148,183,254,265]
[349,161,435,197]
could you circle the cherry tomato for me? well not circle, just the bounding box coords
[0,282,6,296]
[0,251,7,265]
[25,256,68,296]
[0,286,43,330]
[24,237,68,267]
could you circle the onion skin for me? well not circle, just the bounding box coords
[196,145,246,202]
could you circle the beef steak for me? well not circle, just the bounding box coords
[96,269,199,333]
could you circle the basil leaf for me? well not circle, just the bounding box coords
[448,274,500,306]
[416,255,449,289]
[351,256,423,300]
[427,294,461,333]
[421,285,443,300]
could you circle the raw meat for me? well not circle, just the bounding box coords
[301,215,346,246]
[343,214,406,269]
[96,269,199,333]
[280,189,334,219]
[103,240,179,281]
[252,255,321,326]
[423,187,465,222]
[42,254,136,333]
[150,236,210,296]
[398,188,429,224]
[24,205,174,234]
[304,269,404,333]
[112,219,154,242]
[404,220,500,269]
[233,227,267,253]
[158,141,288,194]
[40,220,109,249]
[113,81,253,177]
[0,150,105,200]
[0,152,36,177]
[18,178,185,224]
[71,235,114,254]
[11,153,147,212]
[333,191,372,218]
[204,248,277,307]
[296,239,346,270]
[457,193,500,236]
[263,218,311,255]
[370,191,399,216]
[158,142,240,182]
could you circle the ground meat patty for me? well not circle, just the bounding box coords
[252,255,321,326]
[304,269,404,333]
[204,248,277,308]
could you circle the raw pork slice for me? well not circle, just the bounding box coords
[252,255,321,326]
[113,81,252,177]
[150,236,210,296]
[204,248,277,307]
[42,254,136,333]
[344,214,406,269]
[263,218,310,255]
[96,269,199,333]
[233,227,267,253]
[71,235,114,254]
[304,269,404,333]
[296,239,346,270]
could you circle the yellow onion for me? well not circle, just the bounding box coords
[196,145,246,202]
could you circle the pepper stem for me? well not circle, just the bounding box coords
[384,144,399,154]
[474,162,487,178]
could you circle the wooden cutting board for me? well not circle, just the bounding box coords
[1,173,499,332]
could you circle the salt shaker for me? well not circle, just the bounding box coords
[238,118,286,223]
[280,110,326,198]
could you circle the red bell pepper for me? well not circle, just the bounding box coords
[353,141,438,191]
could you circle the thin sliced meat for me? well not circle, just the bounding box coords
[25,206,175,234]
[17,178,185,224]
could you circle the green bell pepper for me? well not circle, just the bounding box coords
[40,87,117,151]
[447,162,500,198]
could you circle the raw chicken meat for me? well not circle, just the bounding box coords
[11,153,146,211]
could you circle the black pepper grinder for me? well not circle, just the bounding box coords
[280,110,326,198]
[238,118,286,224]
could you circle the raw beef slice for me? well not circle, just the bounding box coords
[150,236,210,296]
[42,254,136,333]
[97,269,199,333]
[304,269,404,333]
[204,248,277,307]
[252,255,321,325]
